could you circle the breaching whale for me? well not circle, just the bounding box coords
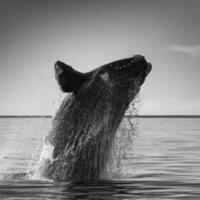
[39,55,152,181]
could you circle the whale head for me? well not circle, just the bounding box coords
[55,55,151,106]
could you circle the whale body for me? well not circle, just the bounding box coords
[40,55,152,181]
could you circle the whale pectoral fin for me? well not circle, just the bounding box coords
[54,61,87,93]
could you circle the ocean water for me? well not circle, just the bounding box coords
[0,117,200,199]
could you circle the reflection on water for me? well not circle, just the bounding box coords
[0,117,200,199]
[0,179,200,199]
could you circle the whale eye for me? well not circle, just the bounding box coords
[99,72,109,82]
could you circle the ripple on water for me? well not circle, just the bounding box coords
[0,118,200,199]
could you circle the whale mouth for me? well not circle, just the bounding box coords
[108,55,152,82]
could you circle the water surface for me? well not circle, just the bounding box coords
[0,117,200,199]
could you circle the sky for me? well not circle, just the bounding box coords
[0,0,200,115]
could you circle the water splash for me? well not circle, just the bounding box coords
[103,98,139,178]
[33,94,139,181]
[0,118,49,180]
[0,97,140,181]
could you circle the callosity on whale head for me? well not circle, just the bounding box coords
[40,55,152,181]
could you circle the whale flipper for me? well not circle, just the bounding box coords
[54,61,87,94]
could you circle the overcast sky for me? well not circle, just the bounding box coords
[0,0,200,115]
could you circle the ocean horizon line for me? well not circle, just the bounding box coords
[0,115,200,118]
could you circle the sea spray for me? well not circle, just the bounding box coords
[33,98,139,180]
[0,118,50,180]
[104,98,139,178]
[31,93,70,180]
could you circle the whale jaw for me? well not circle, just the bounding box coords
[106,55,152,84]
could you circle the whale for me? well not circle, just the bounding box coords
[39,55,152,181]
